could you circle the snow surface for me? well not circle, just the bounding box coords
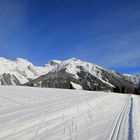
[0,86,139,140]
[70,82,83,90]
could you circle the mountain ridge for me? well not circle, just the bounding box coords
[23,58,137,94]
[0,57,139,94]
[0,57,59,85]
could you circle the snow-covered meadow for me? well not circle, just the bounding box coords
[0,86,139,140]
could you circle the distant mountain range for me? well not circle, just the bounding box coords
[0,57,139,94]
[0,57,61,85]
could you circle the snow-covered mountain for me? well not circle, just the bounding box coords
[25,58,136,94]
[124,74,140,86]
[0,57,61,85]
[0,57,137,93]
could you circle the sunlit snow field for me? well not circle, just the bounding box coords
[0,86,139,140]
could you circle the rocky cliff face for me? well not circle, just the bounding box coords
[0,73,21,85]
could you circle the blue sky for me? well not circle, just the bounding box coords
[0,0,140,74]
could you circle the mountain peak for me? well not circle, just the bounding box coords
[0,57,6,60]
[0,57,12,62]
[49,60,62,66]
[15,58,30,63]
[15,58,33,67]
[67,57,79,61]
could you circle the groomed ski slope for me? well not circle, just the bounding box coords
[0,86,139,140]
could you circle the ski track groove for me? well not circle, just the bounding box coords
[105,96,133,140]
